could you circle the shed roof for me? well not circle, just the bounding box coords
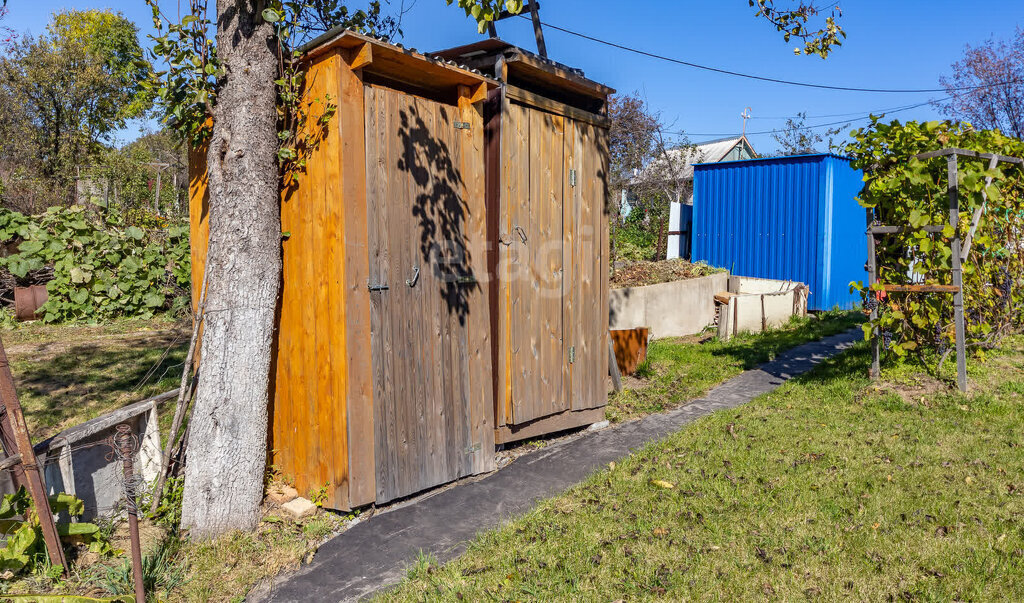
[300,29,499,99]
[431,38,614,101]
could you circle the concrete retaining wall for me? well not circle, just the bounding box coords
[609,272,728,339]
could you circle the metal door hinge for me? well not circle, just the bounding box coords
[455,121,471,130]
[569,169,577,187]
[568,345,576,364]
[464,443,481,454]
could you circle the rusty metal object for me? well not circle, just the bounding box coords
[112,423,145,603]
[0,336,67,571]
[610,327,649,376]
[14,285,48,321]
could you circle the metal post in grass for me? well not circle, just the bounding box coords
[112,423,146,603]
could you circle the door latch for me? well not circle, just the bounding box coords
[367,281,389,292]
[406,265,420,287]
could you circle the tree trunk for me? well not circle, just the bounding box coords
[181,0,280,539]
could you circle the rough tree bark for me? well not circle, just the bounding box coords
[181,0,281,539]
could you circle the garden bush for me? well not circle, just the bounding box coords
[846,119,1024,364]
[0,206,191,323]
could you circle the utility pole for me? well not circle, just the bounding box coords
[741,107,752,136]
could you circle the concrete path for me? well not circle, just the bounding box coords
[254,328,861,602]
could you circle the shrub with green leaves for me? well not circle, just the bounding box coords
[0,206,191,322]
[0,487,113,576]
[845,119,1024,364]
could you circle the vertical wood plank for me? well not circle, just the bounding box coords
[340,58,374,507]
[459,86,495,474]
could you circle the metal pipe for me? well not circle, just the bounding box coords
[115,424,146,603]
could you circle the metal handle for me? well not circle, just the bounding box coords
[406,266,420,287]
[514,225,528,243]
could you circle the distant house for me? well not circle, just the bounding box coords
[658,136,757,259]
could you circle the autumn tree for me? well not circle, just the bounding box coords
[0,10,150,207]
[938,28,1023,139]
[150,0,846,538]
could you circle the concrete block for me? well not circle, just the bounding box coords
[267,484,299,505]
[282,497,318,519]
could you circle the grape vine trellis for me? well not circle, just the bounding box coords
[848,119,1024,392]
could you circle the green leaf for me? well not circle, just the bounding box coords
[262,7,282,22]
[143,292,166,308]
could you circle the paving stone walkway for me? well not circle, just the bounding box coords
[254,328,861,602]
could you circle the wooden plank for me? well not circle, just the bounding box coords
[483,87,504,431]
[591,125,611,410]
[366,85,395,502]
[302,53,324,502]
[504,52,615,99]
[494,407,605,445]
[506,85,611,129]
[319,52,346,507]
[914,147,1023,164]
[345,42,373,71]
[948,155,968,392]
[340,59,374,507]
[510,102,530,424]
[868,225,946,235]
[562,118,576,412]
[878,284,959,293]
[458,85,495,475]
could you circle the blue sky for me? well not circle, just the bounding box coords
[5,0,1023,152]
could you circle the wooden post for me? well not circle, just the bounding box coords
[865,207,880,379]
[529,1,547,58]
[154,170,163,213]
[607,335,622,393]
[948,155,968,392]
[0,338,67,572]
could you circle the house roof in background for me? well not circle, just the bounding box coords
[634,135,756,184]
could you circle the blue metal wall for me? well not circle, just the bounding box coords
[692,154,865,311]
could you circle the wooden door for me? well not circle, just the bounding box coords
[364,85,494,504]
[564,119,609,411]
[504,104,568,425]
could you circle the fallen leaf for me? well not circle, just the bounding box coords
[965,476,974,485]
[650,479,675,489]
[608,461,616,470]
[653,527,669,537]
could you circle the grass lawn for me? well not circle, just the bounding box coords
[606,309,863,423]
[379,338,1024,601]
[2,318,190,440]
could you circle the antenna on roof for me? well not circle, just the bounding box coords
[487,1,548,58]
[741,107,752,136]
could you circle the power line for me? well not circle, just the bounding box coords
[520,16,1017,94]
[749,98,950,120]
[665,98,942,139]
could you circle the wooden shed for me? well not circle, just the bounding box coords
[433,40,614,444]
[190,30,613,511]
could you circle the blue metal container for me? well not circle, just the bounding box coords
[692,154,865,311]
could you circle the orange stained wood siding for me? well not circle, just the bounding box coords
[189,50,363,510]
[188,35,499,510]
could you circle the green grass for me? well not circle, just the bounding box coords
[3,318,190,439]
[607,310,864,423]
[378,337,1024,602]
